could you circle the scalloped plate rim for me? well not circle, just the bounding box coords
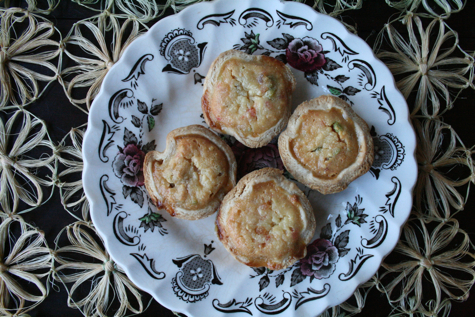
[83,0,418,316]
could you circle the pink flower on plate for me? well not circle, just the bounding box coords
[286,37,326,72]
[300,239,339,279]
[233,143,284,179]
[112,144,145,187]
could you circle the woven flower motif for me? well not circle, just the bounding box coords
[54,221,144,316]
[311,0,363,16]
[59,13,147,112]
[375,15,474,118]
[72,0,210,21]
[0,8,60,109]
[0,0,59,15]
[72,0,159,22]
[378,218,475,315]
[303,0,361,33]
[56,127,90,221]
[114,0,161,22]
[0,213,53,316]
[389,298,452,317]
[0,110,55,214]
[413,118,473,221]
[385,0,466,19]
[70,0,111,11]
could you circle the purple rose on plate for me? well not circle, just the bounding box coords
[233,143,284,179]
[286,37,326,72]
[112,144,145,187]
[300,239,339,279]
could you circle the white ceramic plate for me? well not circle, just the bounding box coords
[83,0,417,316]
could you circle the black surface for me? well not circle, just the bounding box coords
[6,0,475,316]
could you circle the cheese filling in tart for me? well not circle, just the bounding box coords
[290,109,358,179]
[216,168,315,270]
[206,57,289,138]
[144,125,237,220]
[151,135,231,212]
[220,180,306,268]
[202,50,296,148]
[278,95,373,195]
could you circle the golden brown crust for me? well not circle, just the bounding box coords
[216,168,316,270]
[202,50,296,148]
[278,95,374,194]
[144,125,237,220]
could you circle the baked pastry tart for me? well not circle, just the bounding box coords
[278,95,373,194]
[216,168,315,270]
[144,125,237,220]
[202,49,296,148]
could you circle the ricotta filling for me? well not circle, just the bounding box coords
[290,109,358,179]
[209,58,289,138]
[226,181,306,268]
[152,135,230,211]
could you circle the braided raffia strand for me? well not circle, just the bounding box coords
[0,8,60,110]
[0,110,55,215]
[0,213,53,316]
[58,13,147,113]
[54,221,144,316]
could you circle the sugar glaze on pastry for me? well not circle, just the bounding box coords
[144,125,237,220]
[202,50,296,148]
[216,168,315,270]
[279,95,374,194]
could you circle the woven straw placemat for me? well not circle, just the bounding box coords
[0,1,474,316]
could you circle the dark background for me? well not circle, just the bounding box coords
[7,0,474,316]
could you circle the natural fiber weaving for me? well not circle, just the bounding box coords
[0,0,474,316]
[53,221,144,316]
[0,8,60,109]
[0,213,53,315]
[59,13,147,112]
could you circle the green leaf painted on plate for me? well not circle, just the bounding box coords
[148,115,155,131]
[328,86,342,96]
